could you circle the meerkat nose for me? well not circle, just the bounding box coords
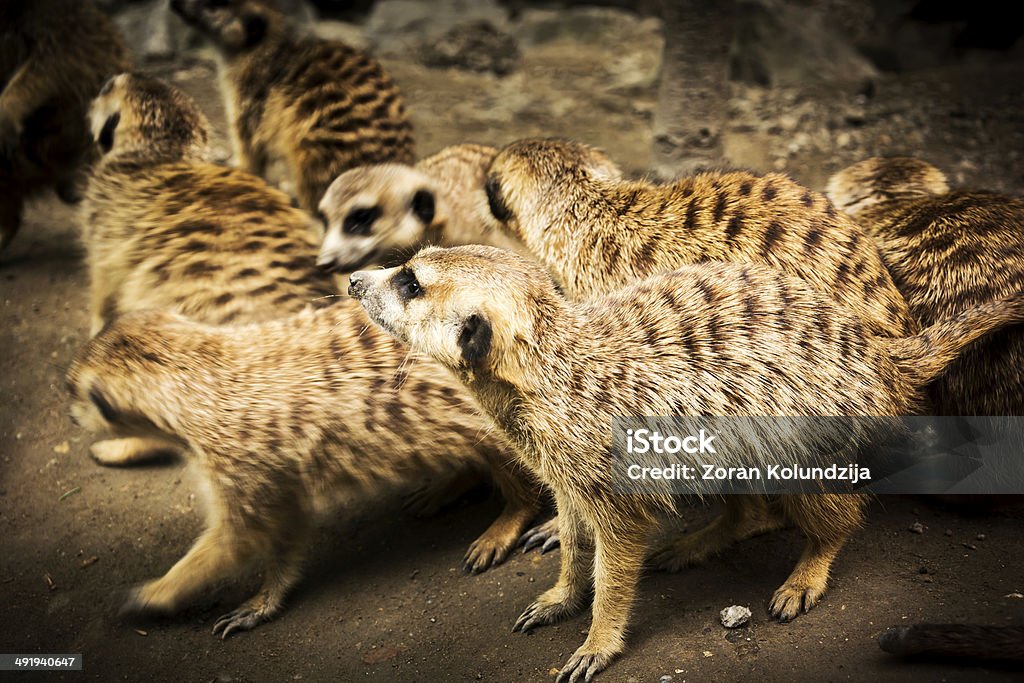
[348,272,368,298]
[316,254,337,272]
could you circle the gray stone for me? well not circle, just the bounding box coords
[720,604,752,628]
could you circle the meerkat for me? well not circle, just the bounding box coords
[827,156,1024,416]
[0,0,129,252]
[170,0,414,212]
[349,245,1024,681]
[483,138,915,339]
[66,302,543,637]
[316,144,549,272]
[83,72,337,337]
[80,73,522,538]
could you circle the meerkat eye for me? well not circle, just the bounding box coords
[485,176,512,222]
[392,268,423,301]
[411,189,436,225]
[343,206,381,236]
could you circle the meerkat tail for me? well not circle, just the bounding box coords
[879,624,1024,663]
[887,292,1024,387]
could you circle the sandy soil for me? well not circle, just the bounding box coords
[2,7,1024,682]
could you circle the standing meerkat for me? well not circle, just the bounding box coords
[826,156,1024,416]
[484,138,916,338]
[316,143,618,272]
[170,0,415,212]
[67,303,543,637]
[349,245,1024,681]
[0,0,129,252]
[83,72,337,337]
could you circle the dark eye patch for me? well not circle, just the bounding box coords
[485,175,512,222]
[411,189,435,225]
[343,206,382,236]
[98,112,120,153]
[392,267,423,301]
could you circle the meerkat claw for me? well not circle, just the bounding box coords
[555,649,614,683]
[212,607,266,639]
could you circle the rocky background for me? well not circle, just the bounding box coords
[2,1,1023,682]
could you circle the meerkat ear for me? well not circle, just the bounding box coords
[458,313,492,368]
[485,176,512,222]
[411,189,436,225]
[98,112,120,153]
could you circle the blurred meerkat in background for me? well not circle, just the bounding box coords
[171,0,415,212]
[0,0,129,252]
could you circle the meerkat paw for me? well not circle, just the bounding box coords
[118,584,173,617]
[513,589,585,633]
[463,531,511,574]
[211,604,272,639]
[518,517,560,554]
[767,579,827,623]
[555,645,617,683]
[647,533,718,571]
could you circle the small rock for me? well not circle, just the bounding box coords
[1004,592,1023,599]
[909,522,925,534]
[917,566,929,574]
[944,529,953,536]
[659,676,674,683]
[720,604,752,628]
[976,533,986,541]
[53,441,70,454]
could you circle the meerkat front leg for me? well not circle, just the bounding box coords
[649,496,787,571]
[768,494,864,622]
[212,520,312,639]
[513,495,593,633]
[89,436,180,466]
[556,519,654,683]
[122,523,251,616]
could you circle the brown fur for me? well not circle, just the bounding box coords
[66,302,542,636]
[171,0,414,211]
[485,138,915,338]
[83,72,336,336]
[828,156,1024,415]
[349,245,1024,681]
[0,0,130,251]
[317,144,533,272]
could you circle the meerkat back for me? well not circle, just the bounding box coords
[171,0,414,212]
[82,72,337,335]
[828,156,1024,416]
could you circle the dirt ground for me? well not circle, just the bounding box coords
[2,5,1024,682]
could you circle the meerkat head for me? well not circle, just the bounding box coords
[826,157,949,219]
[316,165,444,273]
[484,138,622,250]
[349,245,563,382]
[66,312,188,439]
[89,73,211,162]
[170,0,279,52]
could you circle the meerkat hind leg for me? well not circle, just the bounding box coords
[513,499,593,633]
[90,437,181,466]
[464,459,544,574]
[649,496,787,571]
[768,494,864,622]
